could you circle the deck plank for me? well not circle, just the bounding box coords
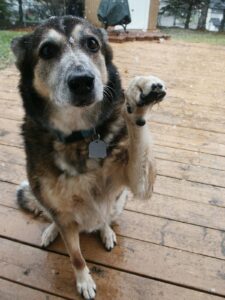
[2,145,225,193]
[3,94,225,137]
[154,144,225,171]
[1,142,225,211]
[2,100,225,134]
[2,104,225,153]
[2,115,225,158]
[0,278,65,300]
[1,238,224,300]
[1,205,225,296]
[2,135,225,173]
[1,38,225,299]
[1,197,225,260]
[1,179,225,232]
[154,176,225,207]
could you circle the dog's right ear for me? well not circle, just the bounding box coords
[11,34,32,67]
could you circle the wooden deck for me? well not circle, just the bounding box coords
[1,40,225,300]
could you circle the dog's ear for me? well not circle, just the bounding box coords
[98,28,108,42]
[11,34,32,67]
[98,28,113,64]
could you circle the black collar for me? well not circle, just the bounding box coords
[53,128,97,144]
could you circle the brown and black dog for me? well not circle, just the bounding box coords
[11,16,166,299]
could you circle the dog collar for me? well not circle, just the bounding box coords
[53,127,107,158]
[54,128,97,144]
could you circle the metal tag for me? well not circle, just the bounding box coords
[89,139,107,159]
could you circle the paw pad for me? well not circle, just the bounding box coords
[136,118,146,126]
[140,83,166,105]
[125,75,166,125]
[127,105,133,114]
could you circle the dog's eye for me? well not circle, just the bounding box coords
[86,37,99,52]
[39,42,59,59]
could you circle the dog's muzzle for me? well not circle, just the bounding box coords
[67,69,95,106]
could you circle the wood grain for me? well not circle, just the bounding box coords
[1,205,225,296]
[1,178,225,232]
[1,38,225,299]
[0,278,65,300]
[1,200,225,261]
[1,238,224,300]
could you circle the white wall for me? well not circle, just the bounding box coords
[127,0,151,30]
[115,0,151,30]
[206,9,223,31]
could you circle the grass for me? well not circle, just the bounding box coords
[161,27,225,46]
[0,30,24,69]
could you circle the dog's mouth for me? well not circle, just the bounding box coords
[71,96,96,107]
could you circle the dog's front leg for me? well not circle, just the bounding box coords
[56,220,96,299]
[124,76,166,199]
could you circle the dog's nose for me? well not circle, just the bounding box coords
[68,71,94,95]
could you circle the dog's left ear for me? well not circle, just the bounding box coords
[98,28,108,42]
[11,34,32,68]
[98,28,113,64]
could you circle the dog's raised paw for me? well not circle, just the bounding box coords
[125,76,166,121]
[41,223,59,248]
[138,81,166,106]
[77,271,96,300]
[100,225,117,251]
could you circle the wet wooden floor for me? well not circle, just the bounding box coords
[1,40,225,300]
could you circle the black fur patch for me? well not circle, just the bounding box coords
[16,187,27,210]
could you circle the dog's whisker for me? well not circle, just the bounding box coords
[103,94,112,104]
[105,84,115,96]
[105,86,115,98]
[105,91,113,101]
[103,86,114,102]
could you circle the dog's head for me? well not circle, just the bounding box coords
[11,16,115,110]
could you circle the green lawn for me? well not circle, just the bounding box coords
[161,27,225,46]
[0,30,24,69]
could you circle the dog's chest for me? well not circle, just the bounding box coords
[45,159,127,232]
[72,171,128,232]
[54,135,128,176]
[54,141,102,175]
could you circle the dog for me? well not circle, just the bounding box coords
[11,16,166,299]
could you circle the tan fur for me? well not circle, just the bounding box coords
[50,105,97,134]
[38,139,128,231]
[33,72,50,99]
[71,24,84,41]
[43,29,66,44]
[72,25,108,85]
[33,30,66,100]
[93,52,108,85]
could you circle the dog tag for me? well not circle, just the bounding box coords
[89,139,107,159]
